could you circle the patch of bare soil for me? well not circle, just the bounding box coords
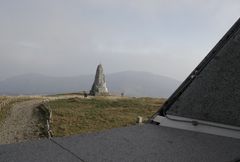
[0,99,44,145]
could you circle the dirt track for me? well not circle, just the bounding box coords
[0,95,99,145]
[0,99,43,144]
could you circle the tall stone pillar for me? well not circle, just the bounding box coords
[90,64,109,96]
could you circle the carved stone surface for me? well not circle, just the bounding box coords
[90,64,109,96]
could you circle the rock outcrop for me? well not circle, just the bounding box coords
[90,64,109,96]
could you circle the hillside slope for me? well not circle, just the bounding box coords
[0,72,180,97]
[108,71,180,97]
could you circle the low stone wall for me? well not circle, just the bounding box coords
[37,103,53,138]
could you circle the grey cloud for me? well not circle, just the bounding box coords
[0,0,239,81]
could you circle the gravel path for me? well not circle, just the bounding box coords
[0,99,43,144]
[0,95,95,145]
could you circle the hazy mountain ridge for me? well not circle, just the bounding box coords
[0,71,181,97]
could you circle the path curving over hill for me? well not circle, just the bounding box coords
[0,99,43,145]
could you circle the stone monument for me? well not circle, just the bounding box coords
[90,64,109,96]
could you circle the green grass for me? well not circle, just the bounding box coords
[47,97,165,137]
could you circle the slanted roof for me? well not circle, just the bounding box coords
[155,18,240,127]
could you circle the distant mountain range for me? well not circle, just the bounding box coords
[0,71,181,98]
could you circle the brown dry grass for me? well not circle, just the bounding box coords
[0,96,41,124]
[47,97,165,137]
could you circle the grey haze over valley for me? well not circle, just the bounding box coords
[0,1,239,97]
[0,1,240,82]
[0,71,180,98]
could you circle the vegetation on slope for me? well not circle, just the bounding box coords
[0,96,10,123]
[47,97,165,137]
[0,97,34,124]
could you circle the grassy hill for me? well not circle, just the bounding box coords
[0,95,165,142]
[47,96,165,137]
[0,96,35,124]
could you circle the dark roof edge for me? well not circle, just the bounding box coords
[152,18,240,119]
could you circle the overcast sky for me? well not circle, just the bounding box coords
[0,0,239,81]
